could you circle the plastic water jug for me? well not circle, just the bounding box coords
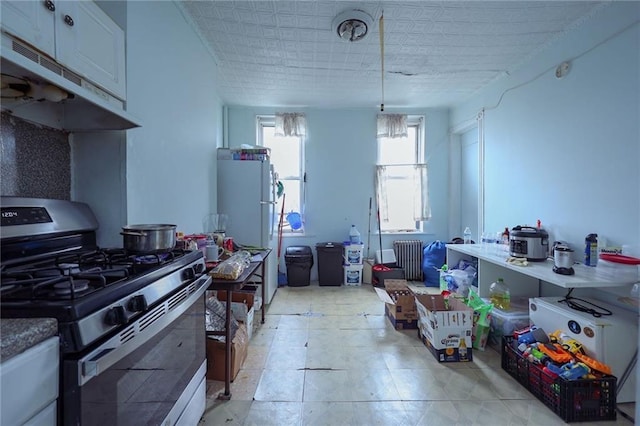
[349,225,361,244]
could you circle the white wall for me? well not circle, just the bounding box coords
[226,107,450,280]
[451,3,640,260]
[73,1,224,246]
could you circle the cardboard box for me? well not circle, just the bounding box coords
[415,294,474,362]
[363,258,374,284]
[216,291,255,340]
[206,323,248,382]
[375,279,418,330]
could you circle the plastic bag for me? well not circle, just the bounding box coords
[422,240,447,287]
[210,250,252,280]
[205,293,239,338]
[466,288,493,350]
[440,259,477,297]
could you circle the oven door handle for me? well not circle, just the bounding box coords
[79,275,211,386]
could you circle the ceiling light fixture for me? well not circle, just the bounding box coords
[332,10,373,42]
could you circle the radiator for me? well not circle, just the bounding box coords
[393,240,424,281]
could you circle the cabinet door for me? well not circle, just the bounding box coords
[0,0,55,57]
[54,1,126,100]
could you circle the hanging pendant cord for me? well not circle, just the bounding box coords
[379,12,384,112]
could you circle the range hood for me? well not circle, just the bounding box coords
[1,34,141,132]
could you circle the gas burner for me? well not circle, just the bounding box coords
[58,263,81,275]
[53,279,90,296]
[135,253,171,265]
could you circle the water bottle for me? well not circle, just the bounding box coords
[349,225,361,244]
[489,278,511,310]
[463,227,472,244]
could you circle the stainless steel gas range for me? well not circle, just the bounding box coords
[0,197,211,426]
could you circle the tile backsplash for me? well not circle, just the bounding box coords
[1,112,71,200]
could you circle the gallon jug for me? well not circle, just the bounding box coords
[349,225,361,244]
[489,278,510,310]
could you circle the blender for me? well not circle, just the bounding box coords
[552,241,575,275]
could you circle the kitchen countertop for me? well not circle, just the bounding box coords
[1,318,58,362]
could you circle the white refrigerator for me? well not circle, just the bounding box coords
[217,148,278,304]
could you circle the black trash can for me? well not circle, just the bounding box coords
[315,242,344,286]
[285,246,313,287]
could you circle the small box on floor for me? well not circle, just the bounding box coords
[415,294,474,362]
[206,323,248,382]
[374,279,418,330]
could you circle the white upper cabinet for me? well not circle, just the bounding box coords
[0,0,55,57]
[54,1,126,100]
[1,0,126,101]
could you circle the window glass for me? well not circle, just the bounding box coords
[376,117,425,232]
[258,118,305,232]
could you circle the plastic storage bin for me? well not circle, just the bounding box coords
[315,242,344,286]
[343,264,363,286]
[486,297,529,349]
[285,246,313,287]
[344,243,364,265]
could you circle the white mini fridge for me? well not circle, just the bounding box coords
[529,296,638,403]
[217,149,278,304]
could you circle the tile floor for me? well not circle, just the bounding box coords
[199,283,635,426]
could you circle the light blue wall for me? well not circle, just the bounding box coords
[227,107,450,279]
[126,1,223,232]
[72,1,223,246]
[451,3,640,259]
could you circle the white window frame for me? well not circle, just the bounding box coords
[257,116,306,234]
[376,115,426,233]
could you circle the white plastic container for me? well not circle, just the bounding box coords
[344,243,364,265]
[343,264,363,286]
[349,225,361,244]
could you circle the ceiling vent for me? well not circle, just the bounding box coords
[332,10,373,42]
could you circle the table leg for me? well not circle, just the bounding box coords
[261,261,266,324]
[217,289,233,400]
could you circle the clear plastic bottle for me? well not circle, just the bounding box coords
[489,278,511,310]
[349,225,361,244]
[463,227,472,244]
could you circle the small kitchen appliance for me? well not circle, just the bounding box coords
[509,225,549,261]
[1,197,210,426]
[552,241,575,275]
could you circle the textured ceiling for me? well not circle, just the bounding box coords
[178,1,606,108]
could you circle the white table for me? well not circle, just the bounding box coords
[446,244,637,299]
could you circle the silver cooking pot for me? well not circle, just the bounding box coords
[121,224,176,253]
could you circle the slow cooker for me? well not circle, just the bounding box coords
[509,226,549,261]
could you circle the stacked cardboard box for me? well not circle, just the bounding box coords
[206,323,249,382]
[374,279,418,330]
[214,291,255,340]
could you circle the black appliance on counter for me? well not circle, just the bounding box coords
[0,197,211,426]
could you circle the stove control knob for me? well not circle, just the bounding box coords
[104,306,126,326]
[182,267,195,281]
[128,295,148,312]
[194,263,204,274]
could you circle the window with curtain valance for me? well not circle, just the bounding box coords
[376,115,430,232]
[275,112,306,137]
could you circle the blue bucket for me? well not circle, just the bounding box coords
[286,212,302,230]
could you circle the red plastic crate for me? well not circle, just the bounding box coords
[501,336,617,423]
